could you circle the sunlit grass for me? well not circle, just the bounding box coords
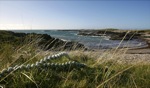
[0,30,150,88]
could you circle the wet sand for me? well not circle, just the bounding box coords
[126,48,150,54]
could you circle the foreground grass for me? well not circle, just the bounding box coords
[0,46,150,88]
[0,44,150,88]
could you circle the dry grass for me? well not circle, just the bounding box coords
[0,30,150,88]
[0,44,150,88]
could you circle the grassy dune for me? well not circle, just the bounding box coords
[0,43,150,88]
[0,30,150,88]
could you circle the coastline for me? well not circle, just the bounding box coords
[12,29,149,50]
[1,30,150,54]
[77,29,150,52]
[1,30,150,88]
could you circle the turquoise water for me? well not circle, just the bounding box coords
[13,30,147,49]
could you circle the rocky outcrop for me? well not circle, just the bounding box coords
[146,40,150,48]
[109,32,141,40]
[140,34,150,48]
[38,34,85,50]
[0,30,85,51]
[78,30,141,40]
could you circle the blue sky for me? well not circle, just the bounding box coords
[0,1,150,30]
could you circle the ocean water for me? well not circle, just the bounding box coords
[12,30,147,49]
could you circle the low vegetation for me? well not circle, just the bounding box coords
[0,30,150,88]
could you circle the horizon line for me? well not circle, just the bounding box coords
[0,28,150,30]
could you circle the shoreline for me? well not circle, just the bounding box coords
[77,29,150,53]
[1,30,150,54]
[12,30,149,50]
[0,30,150,65]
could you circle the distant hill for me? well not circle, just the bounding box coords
[0,30,85,51]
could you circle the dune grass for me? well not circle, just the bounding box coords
[0,43,150,88]
[0,30,150,88]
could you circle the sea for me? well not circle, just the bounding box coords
[12,30,147,49]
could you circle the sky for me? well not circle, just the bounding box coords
[0,0,150,30]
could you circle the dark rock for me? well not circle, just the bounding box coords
[0,30,86,51]
[78,30,142,40]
